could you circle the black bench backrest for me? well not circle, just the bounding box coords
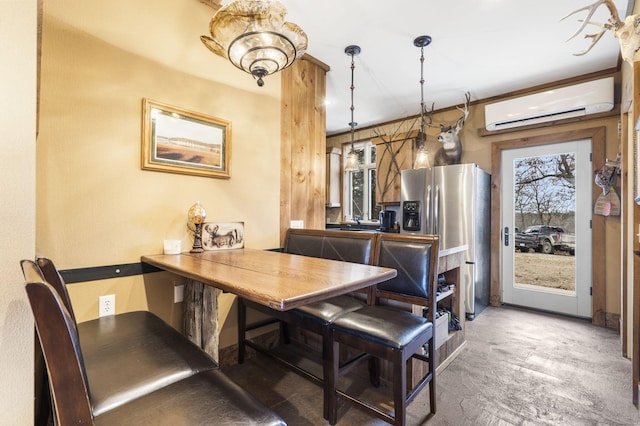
[25,281,94,425]
[284,229,377,265]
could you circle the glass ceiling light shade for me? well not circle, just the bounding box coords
[413,35,432,170]
[343,45,361,172]
[201,0,308,87]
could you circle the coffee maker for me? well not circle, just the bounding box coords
[379,210,396,232]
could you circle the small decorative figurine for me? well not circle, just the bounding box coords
[187,202,207,253]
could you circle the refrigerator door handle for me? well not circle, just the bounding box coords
[434,185,440,236]
[426,184,432,234]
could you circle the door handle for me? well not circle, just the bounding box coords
[433,185,440,236]
[426,185,432,234]
[504,226,509,246]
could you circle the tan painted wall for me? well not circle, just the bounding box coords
[37,16,282,348]
[329,72,623,318]
[0,0,37,423]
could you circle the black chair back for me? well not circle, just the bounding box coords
[373,233,439,312]
[25,281,94,425]
[36,257,77,323]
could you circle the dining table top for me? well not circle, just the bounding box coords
[141,248,397,311]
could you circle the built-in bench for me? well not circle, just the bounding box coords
[21,258,286,425]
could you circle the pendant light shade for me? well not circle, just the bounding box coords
[413,35,432,169]
[201,0,308,87]
[344,45,361,172]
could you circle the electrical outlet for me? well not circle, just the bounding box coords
[99,294,115,317]
[290,220,304,229]
[174,285,184,303]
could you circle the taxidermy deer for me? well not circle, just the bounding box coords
[432,92,470,166]
[563,0,640,64]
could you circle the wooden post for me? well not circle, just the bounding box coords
[184,280,219,363]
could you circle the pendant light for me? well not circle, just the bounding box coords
[413,35,432,169]
[343,45,361,172]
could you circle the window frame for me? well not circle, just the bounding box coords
[342,141,378,222]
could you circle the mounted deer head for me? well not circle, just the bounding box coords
[432,92,470,166]
[562,0,640,63]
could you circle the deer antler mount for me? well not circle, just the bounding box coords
[563,0,640,63]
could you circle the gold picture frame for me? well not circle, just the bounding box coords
[142,98,231,179]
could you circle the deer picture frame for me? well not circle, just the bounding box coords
[201,222,244,251]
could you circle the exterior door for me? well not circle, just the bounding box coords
[501,139,592,318]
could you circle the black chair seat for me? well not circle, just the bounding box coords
[78,311,218,416]
[242,294,365,328]
[330,305,432,349]
[95,370,286,426]
[290,295,366,324]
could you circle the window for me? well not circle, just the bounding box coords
[343,141,381,222]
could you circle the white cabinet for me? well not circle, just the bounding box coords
[326,147,341,207]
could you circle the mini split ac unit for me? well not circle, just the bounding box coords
[484,77,614,131]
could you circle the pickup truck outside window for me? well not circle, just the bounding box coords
[514,225,576,255]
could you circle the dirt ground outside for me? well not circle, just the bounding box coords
[514,251,575,291]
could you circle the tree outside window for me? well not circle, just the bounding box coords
[343,141,380,221]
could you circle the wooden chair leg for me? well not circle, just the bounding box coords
[280,321,290,345]
[368,356,380,387]
[237,298,246,364]
[392,352,407,426]
[327,338,340,425]
[321,327,331,420]
[428,337,436,414]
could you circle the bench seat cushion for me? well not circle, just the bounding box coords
[291,295,366,324]
[244,294,365,329]
[95,370,286,426]
[330,305,433,349]
[78,311,218,416]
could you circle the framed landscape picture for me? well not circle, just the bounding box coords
[142,98,231,178]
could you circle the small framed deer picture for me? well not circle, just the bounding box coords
[202,222,244,251]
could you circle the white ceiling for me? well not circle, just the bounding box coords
[46,0,629,135]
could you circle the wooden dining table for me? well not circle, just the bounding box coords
[141,248,397,361]
[141,248,397,311]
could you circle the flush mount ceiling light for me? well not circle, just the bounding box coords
[413,35,432,170]
[201,0,308,87]
[343,45,361,172]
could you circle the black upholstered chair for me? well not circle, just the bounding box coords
[23,266,286,425]
[237,229,376,417]
[21,258,219,416]
[327,233,439,425]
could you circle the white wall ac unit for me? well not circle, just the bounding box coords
[484,77,614,131]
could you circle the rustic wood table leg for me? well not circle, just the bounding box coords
[184,279,219,363]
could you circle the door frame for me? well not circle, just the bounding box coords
[490,127,607,326]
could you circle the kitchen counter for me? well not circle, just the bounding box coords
[325,223,399,233]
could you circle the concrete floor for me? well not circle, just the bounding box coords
[223,306,640,425]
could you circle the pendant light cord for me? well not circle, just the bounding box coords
[414,35,431,149]
[345,45,361,150]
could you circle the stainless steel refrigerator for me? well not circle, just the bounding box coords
[400,163,491,320]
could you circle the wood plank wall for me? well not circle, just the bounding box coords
[280,56,330,246]
[633,62,640,406]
